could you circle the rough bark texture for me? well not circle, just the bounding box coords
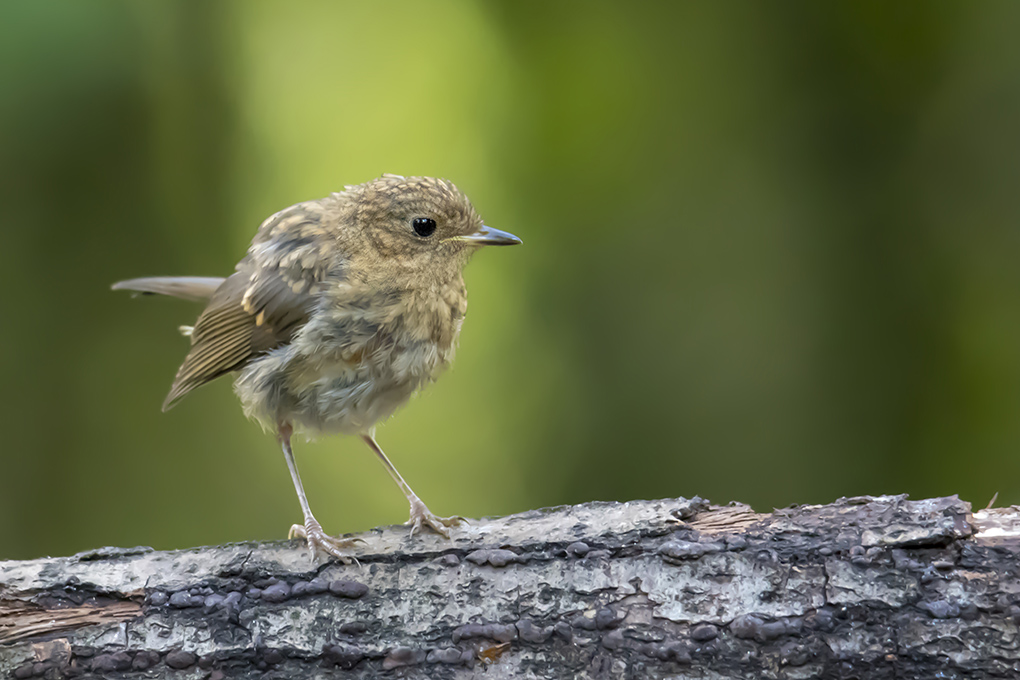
[3,495,1020,679]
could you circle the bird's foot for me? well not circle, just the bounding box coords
[289,517,362,563]
[406,496,467,538]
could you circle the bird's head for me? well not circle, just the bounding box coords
[336,174,521,285]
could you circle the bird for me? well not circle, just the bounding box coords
[113,174,521,561]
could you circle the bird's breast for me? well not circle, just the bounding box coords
[235,283,465,435]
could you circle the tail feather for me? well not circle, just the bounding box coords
[112,276,225,302]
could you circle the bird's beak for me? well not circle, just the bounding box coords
[453,224,522,246]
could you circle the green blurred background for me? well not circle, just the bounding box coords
[3,1,1020,560]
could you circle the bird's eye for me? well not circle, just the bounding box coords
[411,217,437,238]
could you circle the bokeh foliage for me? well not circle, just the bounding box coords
[3,1,1020,559]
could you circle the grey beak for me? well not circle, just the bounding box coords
[457,224,522,246]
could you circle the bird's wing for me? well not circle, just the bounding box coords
[163,200,339,410]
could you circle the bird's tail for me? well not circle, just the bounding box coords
[111,276,225,302]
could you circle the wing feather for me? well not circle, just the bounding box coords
[162,201,338,410]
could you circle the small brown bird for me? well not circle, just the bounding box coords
[113,174,520,560]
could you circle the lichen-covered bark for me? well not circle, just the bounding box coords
[2,495,1019,679]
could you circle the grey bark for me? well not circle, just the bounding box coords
[2,495,1019,679]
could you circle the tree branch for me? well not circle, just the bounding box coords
[2,495,1019,678]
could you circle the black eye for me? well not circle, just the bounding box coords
[411,217,437,238]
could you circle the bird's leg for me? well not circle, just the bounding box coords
[278,422,360,562]
[361,431,466,538]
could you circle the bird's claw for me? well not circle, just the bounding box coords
[406,497,467,538]
[289,517,362,563]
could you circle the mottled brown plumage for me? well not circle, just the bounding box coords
[113,174,520,560]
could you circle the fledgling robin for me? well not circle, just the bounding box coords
[113,174,521,561]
